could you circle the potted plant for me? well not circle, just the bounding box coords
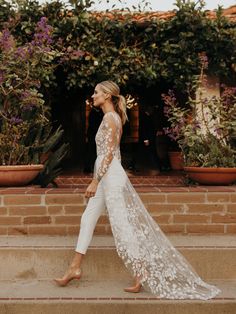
[0,17,68,186]
[162,54,236,185]
[168,151,184,171]
[164,134,184,171]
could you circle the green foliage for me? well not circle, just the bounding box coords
[0,0,235,174]
[32,127,69,187]
[162,58,236,168]
[0,14,68,186]
[184,134,236,167]
[0,0,235,94]
[0,17,59,165]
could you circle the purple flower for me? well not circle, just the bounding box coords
[14,47,27,60]
[0,71,4,85]
[163,126,180,141]
[0,29,14,52]
[71,49,85,59]
[27,46,33,54]
[10,117,23,125]
[163,105,171,118]
[214,128,222,135]
[221,86,236,109]
[20,91,31,100]
[31,17,53,48]
[199,52,208,69]
[192,121,201,130]
[201,97,209,105]
[22,104,34,111]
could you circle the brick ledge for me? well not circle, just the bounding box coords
[0,185,235,194]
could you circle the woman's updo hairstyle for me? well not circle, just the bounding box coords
[98,80,128,125]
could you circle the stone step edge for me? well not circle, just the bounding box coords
[0,298,234,302]
[1,246,236,251]
[0,280,234,302]
[0,235,235,248]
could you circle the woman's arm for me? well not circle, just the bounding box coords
[85,113,118,198]
[95,112,118,182]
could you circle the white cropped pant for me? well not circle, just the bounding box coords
[75,181,106,254]
[75,156,126,254]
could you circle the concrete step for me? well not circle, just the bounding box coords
[0,279,235,314]
[1,235,235,314]
[0,235,235,281]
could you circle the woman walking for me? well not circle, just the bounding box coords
[54,81,221,300]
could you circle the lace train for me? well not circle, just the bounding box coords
[102,159,221,300]
[94,111,220,300]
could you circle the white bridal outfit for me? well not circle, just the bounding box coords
[76,111,221,300]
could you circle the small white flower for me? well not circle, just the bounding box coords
[94,60,98,66]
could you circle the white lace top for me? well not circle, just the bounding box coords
[95,111,122,181]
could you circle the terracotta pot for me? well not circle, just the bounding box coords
[0,164,44,187]
[184,166,236,185]
[168,151,184,170]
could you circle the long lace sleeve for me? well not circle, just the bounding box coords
[95,113,119,182]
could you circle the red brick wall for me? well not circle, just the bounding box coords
[0,188,235,235]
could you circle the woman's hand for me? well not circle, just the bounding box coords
[85,178,99,198]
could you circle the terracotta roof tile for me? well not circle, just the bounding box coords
[91,5,236,23]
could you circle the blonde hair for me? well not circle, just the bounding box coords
[98,80,128,125]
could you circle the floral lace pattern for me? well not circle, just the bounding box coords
[94,111,121,182]
[105,179,221,299]
[94,111,221,300]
